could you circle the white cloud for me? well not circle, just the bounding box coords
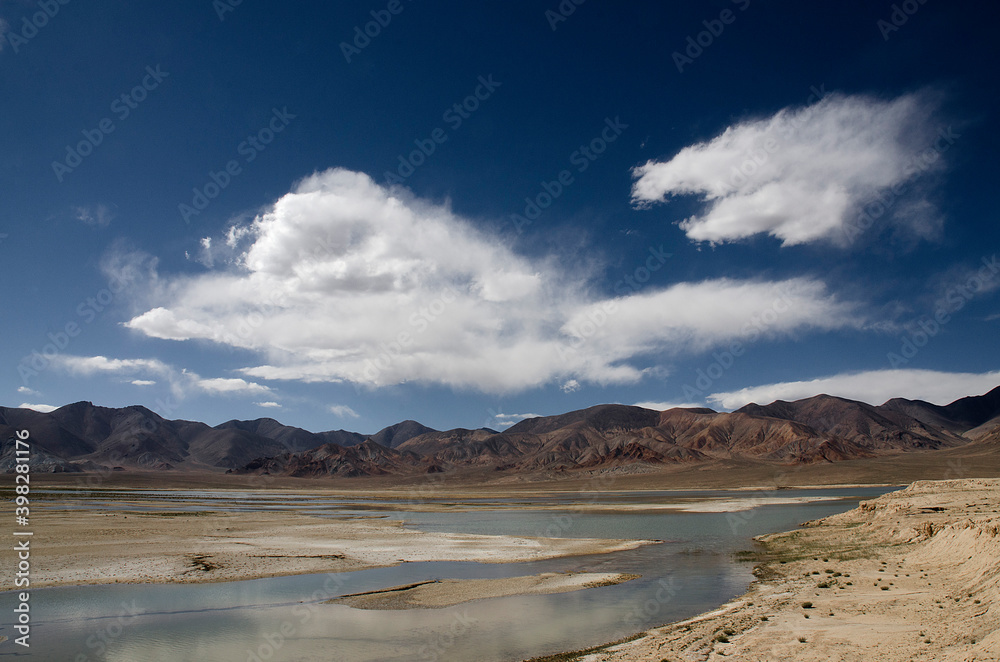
[19,403,58,413]
[196,377,270,395]
[493,413,542,426]
[632,92,944,246]
[255,401,282,409]
[75,204,113,228]
[17,386,39,396]
[560,379,581,393]
[633,401,703,411]
[131,380,156,386]
[329,404,359,419]
[708,369,1000,410]
[561,278,862,360]
[124,168,866,393]
[187,236,214,268]
[53,355,271,398]
[57,356,172,375]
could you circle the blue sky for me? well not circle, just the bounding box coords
[3,0,1000,434]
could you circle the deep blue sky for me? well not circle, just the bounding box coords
[3,0,999,434]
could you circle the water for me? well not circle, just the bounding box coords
[2,486,896,661]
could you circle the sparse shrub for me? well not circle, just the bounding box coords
[801,602,813,609]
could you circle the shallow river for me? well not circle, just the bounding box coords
[2,486,896,661]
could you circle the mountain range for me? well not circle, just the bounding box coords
[2,386,999,478]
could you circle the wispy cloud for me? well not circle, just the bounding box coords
[708,369,1000,409]
[75,204,113,228]
[131,379,156,386]
[633,401,702,411]
[632,92,945,246]
[53,355,271,398]
[328,404,359,419]
[124,168,866,394]
[492,412,541,426]
[19,403,58,413]
[197,377,270,395]
[17,386,39,396]
[255,401,282,409]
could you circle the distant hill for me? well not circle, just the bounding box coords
[3,385,999,477]
[368,420,438,449]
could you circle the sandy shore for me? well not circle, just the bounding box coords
[542,478,999,662]
[3,509,655,590]
[330,572,641,610]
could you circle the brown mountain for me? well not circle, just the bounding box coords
[5,386,1000,477]
[368,420,438,449]
[880,385,1000,435]
[231,440,421,478]
[735,394,965,452]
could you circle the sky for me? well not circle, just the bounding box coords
[3,0,1000,435]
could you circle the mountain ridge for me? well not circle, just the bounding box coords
[3,386,999,477]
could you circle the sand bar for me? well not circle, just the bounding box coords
[330,572,641,610]
[3,509,656,590]
[538,478,1000,662]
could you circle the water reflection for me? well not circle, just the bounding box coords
[5,487,897,661]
